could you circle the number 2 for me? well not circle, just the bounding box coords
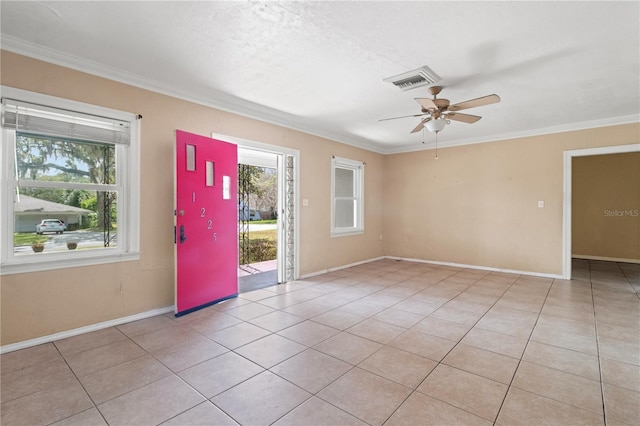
[200,207,206,217]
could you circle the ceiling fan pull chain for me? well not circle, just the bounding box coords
[435,131,439,160]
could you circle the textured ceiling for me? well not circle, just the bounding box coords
[1,1,638,153]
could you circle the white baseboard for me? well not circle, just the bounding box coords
[2,255,566,354]
[300,256,386,279]
[302,255,562,280]
[385,256,563,279]
[0,306,175,354]
[573,255,640,264]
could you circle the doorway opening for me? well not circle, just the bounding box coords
[562,144,640,279]
[238,157,278,292]
[213,133,299,293]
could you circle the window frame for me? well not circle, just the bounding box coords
[0,87,140,275]
[330,156,364,237]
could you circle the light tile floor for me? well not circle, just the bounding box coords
[2,259,639,425]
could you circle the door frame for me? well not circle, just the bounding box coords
[562,143,640,279]
[213,133,300,282]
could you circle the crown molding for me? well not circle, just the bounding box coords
[382,115,640,155]
[0,36,387,154]
[2,36,636,157]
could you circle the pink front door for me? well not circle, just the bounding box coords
[175,130,238,315]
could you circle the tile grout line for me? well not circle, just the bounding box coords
[485,273,553,424]
[381,271,523,425]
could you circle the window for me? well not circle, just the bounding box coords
[331,156,364,236]
[1,87,140,274]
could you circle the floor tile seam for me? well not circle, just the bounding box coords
[231,334,310,370]
[54,333,161,404]
[409,277,525,413]
[377,387,422,426]
[589,262,611,424]
[599,355,640,372]
[495,387,606,424]
[457,339,523,361]
[275,325,342,348]
[491,276,554,422]
[53,332,130,359]
[354,346,436,390]
[516,357,603,383]
[0,354,71,387]
[206,391,263,426]
[508,379,605,416]
[305,313,369,333]
[0,366,86,408]
[153,344,233,377]
[267,360,357,399]
[601,381,640,397]
[407,278,527,367]
[325,328,390,350]
[179,319,252,343]
[438,357,515,386]
[263,393,318,426]
[197,359,266,399]
[262,358,371,420]
[524,339,601,361]
[311,366,407,426]
[84,367,179,409]
[538,313,596,337]
[47,339,113,425]
[410,385,503,423]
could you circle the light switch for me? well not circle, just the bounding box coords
[538,200,544,208]
[303,199,309,207]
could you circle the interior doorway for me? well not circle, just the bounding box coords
[213,133,300,292]
[562,144,640,279]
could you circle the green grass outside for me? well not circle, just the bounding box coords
[246,229,276,241]
[240,229,276,264]
[14,233,49,246]
[243,219,277,225]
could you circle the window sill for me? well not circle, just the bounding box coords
[0,251,140,275]
[331,229,364,238]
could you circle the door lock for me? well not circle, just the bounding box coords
[180,225,187,243]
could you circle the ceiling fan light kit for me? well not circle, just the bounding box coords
[380,85,501,135]
[425,118,448,133]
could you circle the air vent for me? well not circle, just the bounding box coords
[383,66,440,91]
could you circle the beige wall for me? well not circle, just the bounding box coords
[572,152,640,261]
[1,50,638,346]
[383,125,639,276]
[0,51,385,345]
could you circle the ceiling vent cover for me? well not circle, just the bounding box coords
[383,66,440,91]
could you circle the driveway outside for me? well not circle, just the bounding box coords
[15,230,113,254]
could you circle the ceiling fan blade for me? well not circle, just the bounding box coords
[410,118,431,133]
[415,98,438,110]
[378,112,429,122]
[446,112,482,123]
[448,94,500,111]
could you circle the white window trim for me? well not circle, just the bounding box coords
[331,156,364,237]
[0,86,140,275]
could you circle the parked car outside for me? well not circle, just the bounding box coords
[249,209,261,221]
[36,219,66,234]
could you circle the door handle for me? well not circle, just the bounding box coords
[180,225,187,244]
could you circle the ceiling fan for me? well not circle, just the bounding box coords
[380,86,501,133]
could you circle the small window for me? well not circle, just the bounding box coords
[1,87,140,275]
[331,156,364,236]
